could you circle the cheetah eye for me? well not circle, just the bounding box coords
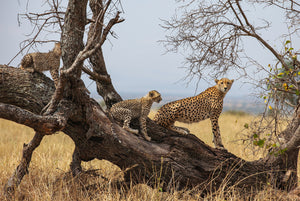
[227,82,230,84]
[221,82,223,84]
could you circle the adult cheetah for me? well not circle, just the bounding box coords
[153,78,234,149]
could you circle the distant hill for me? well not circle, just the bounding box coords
[223,96,265,114]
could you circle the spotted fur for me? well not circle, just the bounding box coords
[20,42,61,87]
[110,90,162,141]
[153,78,234,149]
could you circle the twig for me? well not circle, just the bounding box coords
[82,65,111,84]
[7,19,49,66]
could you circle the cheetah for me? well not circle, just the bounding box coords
[20,42,61,87]
[153,78,234,149]
[110,90,162,141]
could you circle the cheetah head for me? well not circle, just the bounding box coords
[147,90,162,103]
[215,78,234,93]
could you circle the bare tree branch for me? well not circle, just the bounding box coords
[0,103,67,134]
[82,65,111,83]
[4,132,44,195]
[87,0,123,108]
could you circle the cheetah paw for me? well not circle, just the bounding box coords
[180,127,190,135]
[144,135,151,141]
[216,146,226,150]
[124,127,139,134]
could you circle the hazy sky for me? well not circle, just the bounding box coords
[1,0,299,100]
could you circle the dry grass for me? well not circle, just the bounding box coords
[0,112,297,200]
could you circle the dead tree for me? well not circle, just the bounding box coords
[1,0,300,198]
[1,64,300,195]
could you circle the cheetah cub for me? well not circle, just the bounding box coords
[110,90,162,141]
[153,78,234,149]
[20,42,61,87]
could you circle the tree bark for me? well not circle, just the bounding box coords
[1,65,299,194]
[61,0,87,71]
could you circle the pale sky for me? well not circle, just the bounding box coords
[1,0,299,101]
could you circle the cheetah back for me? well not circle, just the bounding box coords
[30,52,60,72]
[153,87,224,126]
[110,99,142,120]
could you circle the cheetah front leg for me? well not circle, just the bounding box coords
[139,116,151,141]
[210,117,225,149]
[50,68,59,87]
[123,115,139,135]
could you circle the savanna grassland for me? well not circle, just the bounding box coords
[0,111,296,200]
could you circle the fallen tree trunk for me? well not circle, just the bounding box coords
[1,65,299,194]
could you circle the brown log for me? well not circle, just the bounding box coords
[1,65,299,194]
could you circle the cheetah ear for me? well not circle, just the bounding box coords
[231,79,234,83]
[215,79,219,84]
[149,91,154,97]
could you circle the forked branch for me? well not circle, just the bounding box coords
[61,11,124,76]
